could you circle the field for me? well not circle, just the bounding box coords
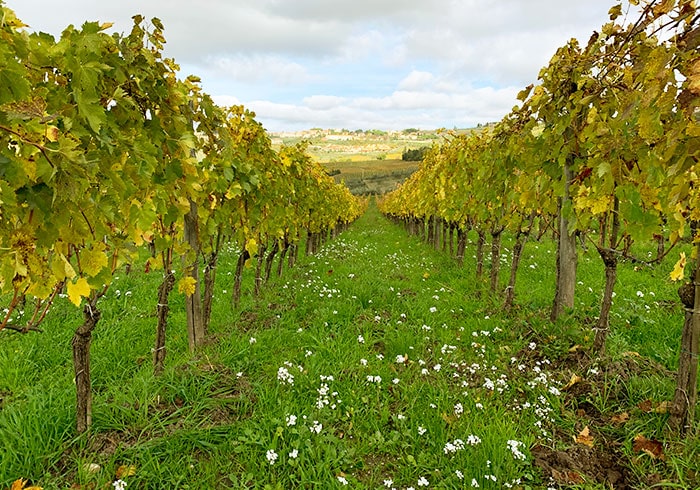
[270,129,438,194]
[1,203,698,489]
[324,159,420,195]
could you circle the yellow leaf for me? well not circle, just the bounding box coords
[11,479,26,490]
[245,238,258,256]
[116,464,137,478]
[67,277,91,306]
[652,0,676,16]
[688,60,700,95]
[4,12,29,28]
[12,252,28,277]
[670,252,686,281]
[225,183,243,199]
[45,125,59,142]
[27,280,53,300]
[653,401,672,414]
[51,253,76,281]
[80,247,108,277]
[574,426,594,447]
[178,276,197,296]
[562,373,583,391]
[99,22,114,31]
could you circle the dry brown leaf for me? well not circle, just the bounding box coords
[552,469,585,485]
[562,373,583,391]
[637,399,653,413]
[638,399,672,414]
[574,426,594,447]
[115,465,137,479]
[633,434,665,460]
[611,412,630,425]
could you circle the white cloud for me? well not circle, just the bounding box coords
[244,75,518,131]
[397,71,435,91]
[302,95,348,110]
[208,54,315,85]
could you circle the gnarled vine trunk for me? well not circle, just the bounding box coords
[670,244,700,434]
[184,200,204,351]
[456,228,467,267]
[489,225,504,293]
[72,299,101,434]
[475,229,486,282]
[592,248,617,355]
[232,249,250,307]
[551,157,577,322]
[154,268,175,376]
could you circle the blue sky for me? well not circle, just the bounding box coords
[8,0,623,131]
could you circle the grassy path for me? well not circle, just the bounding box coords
[1,204,698,489]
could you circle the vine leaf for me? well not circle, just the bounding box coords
[81,246,108,277]
[67,277,91,306]
[670,252,686,281]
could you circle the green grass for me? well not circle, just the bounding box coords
[0,204,698,489]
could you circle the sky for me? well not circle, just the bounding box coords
[8,0,623,132]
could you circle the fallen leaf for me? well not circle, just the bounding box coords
[622,351,642,358]
[633,434,665,460]
[568,344,583,353]
[82,463,101,474]
[638,399,653,413]
[574,426,594,447]
[611,412,630,425]
[562,373,583,391]
[552,469,585,485]
[11,480,25,490]
[638,399,671,414]
[115,464,137,479]
[653,401,672,414]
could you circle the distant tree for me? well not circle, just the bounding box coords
[403,128,420,134]
[402,146,429,161]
